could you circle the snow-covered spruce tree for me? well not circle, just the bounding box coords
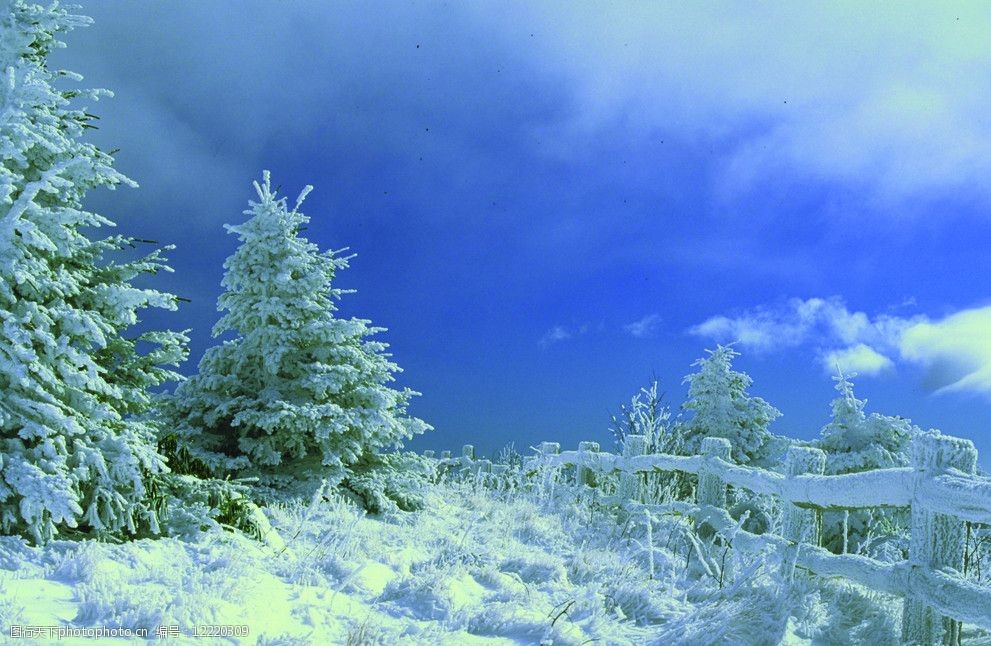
[0,1,188,544]
[163,173,430,507]
[817,371,915,475]
[817,371,916,555]
[680,346,785,533]
[681,345,782,467]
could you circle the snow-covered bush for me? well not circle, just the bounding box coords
[340,452,437,514]
[496,442,524,470]
[964,522,991,587]
[816,372,916,555]
[610,379,690,502]
[161,173,429,504]
[149,474,279,547]
[610,379,679,455]
[727,488,776,536]
[808,581,901,645]
[0,0,188,543]
[681,346,782,467]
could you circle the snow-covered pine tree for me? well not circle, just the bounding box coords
[817,371,916,555]
[817,371,915,474]
[681,345,781,467]
[163,173,429,496]
[0,1,188,544]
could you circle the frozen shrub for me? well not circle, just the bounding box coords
[610,379,679,455]
[150,474,277,546]
[611,380,692,501]
[496,442,524,469]
[817,372,914,474]
[727,489,774,536]
[964,522,991,586]
[811,582,900,645]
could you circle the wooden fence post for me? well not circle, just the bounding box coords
[902,431,978,646]
[619,434,647,502]
[577,441,600,488]
[423,450,434,459]
[538,441,561,498]
[462,444,475,462]
[780,446,826,580]
[538,441,560,458]
[782,446,826,546]
[440,450,452,460]
[697,437,731,539]
[472,459,492,479]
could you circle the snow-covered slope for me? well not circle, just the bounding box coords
[2,473,946,645]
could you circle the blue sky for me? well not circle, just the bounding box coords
[58,2,991,468]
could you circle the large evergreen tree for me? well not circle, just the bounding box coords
[0,1,188,543]
[164,172,429,492]
[681,345,781,466]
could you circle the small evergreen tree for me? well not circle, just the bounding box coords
[681,345,781,466]
[610,379,677,455]
[610,379,690,502]
[818,371,914,474]
[163,173,429,495]
[0,1,188,543]
[817,371,916,555]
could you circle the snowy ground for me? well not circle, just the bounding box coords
[0,473,982,645]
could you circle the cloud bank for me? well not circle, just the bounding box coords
[482,3,991,210]
[691,297,991,395]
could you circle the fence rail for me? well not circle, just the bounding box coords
[527,450,991,523]
[427,429,991,645]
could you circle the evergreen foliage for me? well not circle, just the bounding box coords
[150,473,277,546]
[610,379,691,502]
[817,371,915,475]
[0,0,188,544]
[162,173,429,494]
[681,345,781,466]
[817,371,916,555]
[610,379,680,455]
[340,452,436,514]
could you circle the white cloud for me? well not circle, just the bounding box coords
[539,325,573,348]
[688,297,910,354]
[623,313,662,339]
[689,309,804,352]
[822,344,894,376]
[691,297,991,396]
[899,307,991,394]
[474,3,991,209]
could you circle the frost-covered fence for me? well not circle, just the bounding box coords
[512,430,991,644]
[433,444,509,480]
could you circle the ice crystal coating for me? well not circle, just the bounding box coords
[682,345,781,466]
[162,172,429,490]
[0,0,187,543]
